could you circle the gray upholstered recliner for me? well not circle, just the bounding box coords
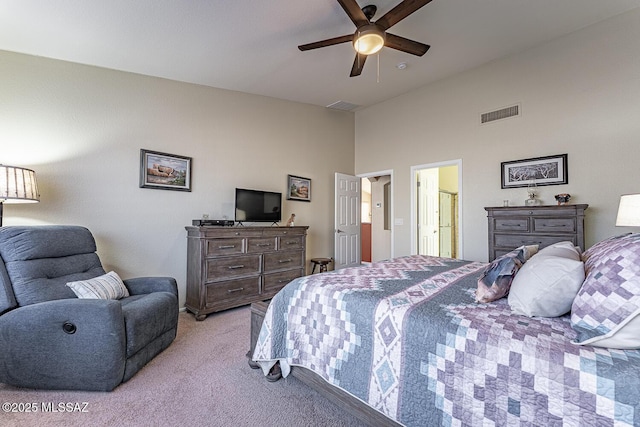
[0,225,179,391]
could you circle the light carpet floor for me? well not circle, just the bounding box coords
[1,306,370,427]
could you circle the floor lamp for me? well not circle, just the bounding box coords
[0,165,40,227]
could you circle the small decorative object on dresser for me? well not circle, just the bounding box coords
[525,181,542,206]
[185,225,308,320]
[485,204,587,261]
[286,213,295,227]
[555,193,571,205]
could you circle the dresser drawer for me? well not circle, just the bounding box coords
[205,238,245,257]
[200,228,257,238]
[247,237,276,253]
[205,255,261,281]
[492,208,577,217]
[263,228,306,237]
[493,218,529,232]
[532,218,576,234]
[264,250,304,272]
[205,277,260,307]
[278,235,304,251]
[263,269,304,295]
[495,234,577,249]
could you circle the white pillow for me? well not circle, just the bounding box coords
[67,271,130,300]
[508,254,585,317]
[534,241,581,260]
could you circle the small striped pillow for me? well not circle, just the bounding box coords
[67,271,130,300]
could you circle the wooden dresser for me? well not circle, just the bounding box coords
[484,204,588,261]
[185,226,308,320]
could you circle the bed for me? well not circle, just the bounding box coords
[252,235,640,426]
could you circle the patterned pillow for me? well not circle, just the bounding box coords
[66,271,130,300]
[476,245,538,303]
[571,233,640,349]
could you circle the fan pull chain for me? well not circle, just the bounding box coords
[377,54,380,83]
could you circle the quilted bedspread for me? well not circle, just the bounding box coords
[253,255,640,426]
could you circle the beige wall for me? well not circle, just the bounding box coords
[1,51,355,307]
[355,8,640,262]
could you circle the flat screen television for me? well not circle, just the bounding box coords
[235,188,282,223]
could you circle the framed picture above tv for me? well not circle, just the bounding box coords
[287,175,311,202]
[140,149,192,192]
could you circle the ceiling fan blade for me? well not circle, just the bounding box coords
[298,34,353,51]
[375,0,433,31]
[337,0,370,27]
[385,33,430,56]
[350,53,367,77]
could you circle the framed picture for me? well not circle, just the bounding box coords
[501,154,568,189]
[140,149,192,192]
[287,175,311,202]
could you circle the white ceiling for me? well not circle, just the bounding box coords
[2,0,639,110]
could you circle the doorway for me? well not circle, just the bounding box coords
[411,160,462,258]
[360,172,392,263]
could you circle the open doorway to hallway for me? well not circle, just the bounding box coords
[361,173,392,263]
[411,160,462,258]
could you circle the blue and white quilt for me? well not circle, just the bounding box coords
[253,255,640,426]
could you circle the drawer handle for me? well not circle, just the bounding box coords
[227,287,244,293]
[285,241,297,245]
[228,265,245,269]
[500,223,522,227]
[256,243,272,247]
[218,245,236,249]
[522,241,542,245]
[277,279,289,283]
[278,259,292,264]
[543,224,567,228]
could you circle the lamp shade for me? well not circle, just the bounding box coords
[615,194,640,227]
[353,25,385,55]
[0,165,40,203]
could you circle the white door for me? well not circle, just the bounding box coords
[335,173,361,269]
[417,168,439,256]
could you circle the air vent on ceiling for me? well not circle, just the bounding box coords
[326,101,360,112]
[480,104,520,125]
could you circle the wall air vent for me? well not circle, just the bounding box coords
[326,101,360,112]
[480,104,520,125]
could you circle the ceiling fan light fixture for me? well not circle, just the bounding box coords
[353,25,385,55]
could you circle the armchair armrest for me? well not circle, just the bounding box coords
[124,276,178,297]
[0,298,126,391]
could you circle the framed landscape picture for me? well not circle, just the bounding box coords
[287,175,311,202]
[140,149,192,191]
[501,154,568,189]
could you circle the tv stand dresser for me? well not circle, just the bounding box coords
[185,225,308,320]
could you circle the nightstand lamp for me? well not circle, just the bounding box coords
[616,194,640,227]
[0,165,40,226]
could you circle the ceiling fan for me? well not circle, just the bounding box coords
[298,0,433,77]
